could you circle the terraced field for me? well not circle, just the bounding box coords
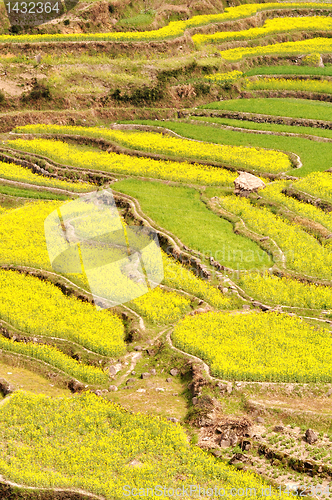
[2,0,332,498]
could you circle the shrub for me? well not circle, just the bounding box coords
[302,53,322,66]
[21,79,52,102]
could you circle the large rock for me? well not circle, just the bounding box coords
[234,172,266,196]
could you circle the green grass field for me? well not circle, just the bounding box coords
[198,98,332,122]
[245,65,332,77]
[0,183,70,200]
[190,115,332,140]
[114,178,272,269]
[123,120,332,176]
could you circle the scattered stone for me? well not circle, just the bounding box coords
[256,417,264,424]
[252,301,271,311]
[128,459,143,467]
[305,428,318,444]
[219,439,231,448]
[141,372,151,379]
[94,390,103,396]
[192,397,198,405]
[240,440,251,451]
[273,425,284,433]
[213,449,222,457]
[170,368,179,376]
[68,379,85,393]
[108,385,118,392]
[101,389,108,393]
[222,288,228,294]
[242,304,250,310]
[226,384,233,394]
[131,371,136,376]
[146,349,155,356]
[134,346,142,351]
[166,378,172,383]
[318,55,325,68]
[137,388,146,393]
[198,300,204,305]
[325,388,332,397]
[172,393,178,396]
[126,378,136,385]
[229,453,248,465]
[150,368,156,375]
[0,378,14,396]
[108,366,117,376]
[167,417,179,423]
[155,387,165,392]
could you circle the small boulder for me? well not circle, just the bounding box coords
[141,372,151,379]
[273,425,284,433]
[109,366,117,376]
[170,368,179,376]
[256,417,265,424]
[134,346,142,351]
[108,385,118,392]
[219,439,231,448]
[166,378,172,383]
[305,429,318,444]
[126,378,136,385]
[150,368,156,375]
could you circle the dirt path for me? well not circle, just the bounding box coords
[0,474,105,500]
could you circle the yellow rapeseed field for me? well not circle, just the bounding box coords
[246,76,332,94]
[219,194,332,280]
[0,269,125,356]
[12,125,292,174]
[239,271,332,309]
[295,171,332,203]
[1,2,332,43]
[0,391,289,499]
[219,37,332,61]
[173,311,332,382]
[130,287,191,324]
[0,335,108,384]
[193,16,332,46]
[0,160,94,192]
[162,252,231,309]
[8,137,238,185]
[261,180,332,231]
